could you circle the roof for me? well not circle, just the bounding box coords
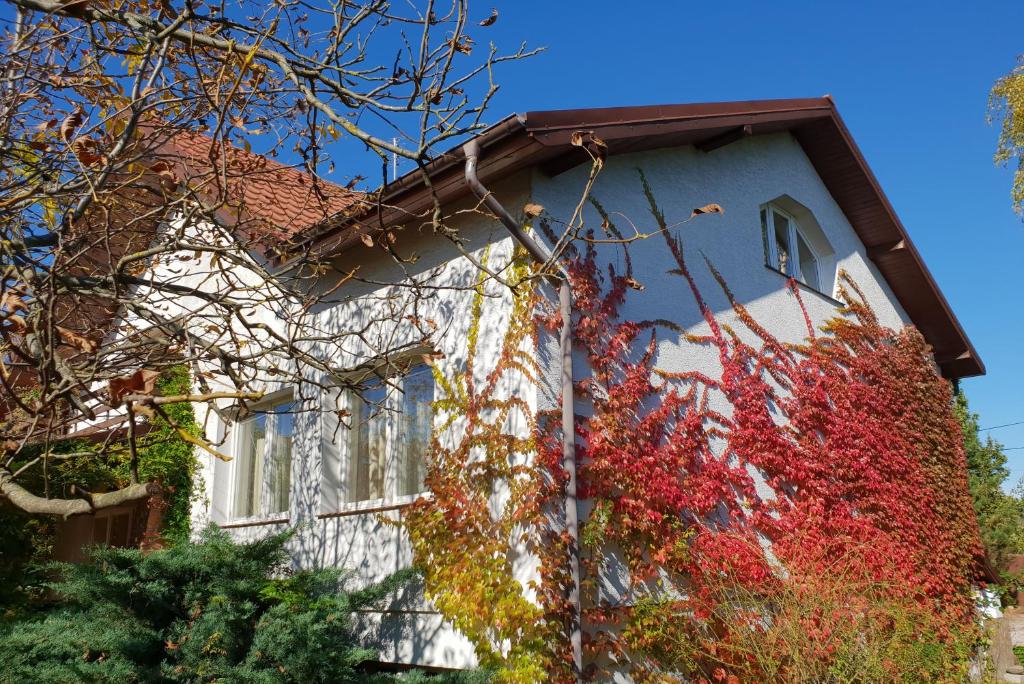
[154,129,363,243]
[0,126,363,430]
[303,97,984,379]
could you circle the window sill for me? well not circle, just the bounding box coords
[318,493,429,519]
[219,516,290,529]
[763,265,845,308]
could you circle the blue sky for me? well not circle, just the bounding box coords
[461,0,1024,485]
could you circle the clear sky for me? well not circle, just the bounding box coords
[462,0,1024,486]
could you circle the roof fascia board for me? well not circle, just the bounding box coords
[299,99,983,378]
[796,107,983,378]
[525,109,832,147]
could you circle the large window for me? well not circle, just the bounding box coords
[232,394,293,519]
[346,362,434,505]
[760,203,821,291]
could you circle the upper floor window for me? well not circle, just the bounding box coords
[760,203,821,291]
[345,361,434,505]
[231,393,293,520]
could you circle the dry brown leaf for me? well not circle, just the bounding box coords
[624,277,645,291]
[108,369,160,406]
[1,292,28,314]
[691,203,724,217]
[570,130,608,167]
[61,0,92,19]
[448,36,474,55]
[479,8,498,26]
[523,203,544,218]
[149,160,179,194]
[148,160,176,180]
[3,315,27,334]
[71,137,105,167]
[57,326,97,353]
[61,107,84,142]
[359,233,374,248]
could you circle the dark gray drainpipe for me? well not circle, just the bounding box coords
[463,140,583,682]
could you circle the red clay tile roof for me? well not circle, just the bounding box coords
[154,129,363,243]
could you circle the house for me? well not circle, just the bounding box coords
[157,97,984,673]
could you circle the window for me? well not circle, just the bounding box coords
[91,509,134,547]
[760,203,821,291]
[232,394,293,519]
[398,364,433,497]
[350,381,387,502]
[345,362,434,504]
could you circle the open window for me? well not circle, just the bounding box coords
[230,391,294,520]
[761,202,822,290]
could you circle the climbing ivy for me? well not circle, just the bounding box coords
[133,365,200,542]
[403,176,986,682]
[403,248,573,682]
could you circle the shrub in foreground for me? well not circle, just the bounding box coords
[0,527,486,683]
[618,536,981,683]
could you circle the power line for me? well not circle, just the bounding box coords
[980,420,1024,432]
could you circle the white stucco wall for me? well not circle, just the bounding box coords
[533,132,909,346]
[532,132,913,424]
[185,131,925,673]
[190,179,537,670]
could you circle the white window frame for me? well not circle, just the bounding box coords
[225,389,294,523]
[328,362,435,514]
[761,203,821,290]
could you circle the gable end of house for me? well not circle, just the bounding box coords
[302,97,983,379]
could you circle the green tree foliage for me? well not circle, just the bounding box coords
[991,58,1024,213]
[0,527,488,684]
[956,391,1024,570]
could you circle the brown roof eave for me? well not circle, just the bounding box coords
[792,107,984,379]
[302,115,534,257]
[519,98,983,379]
[297,98,983,379]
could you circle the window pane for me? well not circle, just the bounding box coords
[267,403,293,515]
[760,208,770,265]
[796,231,819,290]
[351,383,387,502]
[92,516,109,545]
[399,365,434,497]
[109,512,131,548]
[772,211,791,275]
[233,413,266,518]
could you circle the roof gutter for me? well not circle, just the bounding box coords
[463,139,583,682]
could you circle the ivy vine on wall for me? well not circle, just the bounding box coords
[402,176,986,683]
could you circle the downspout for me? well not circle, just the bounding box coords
[463,140,583,682]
